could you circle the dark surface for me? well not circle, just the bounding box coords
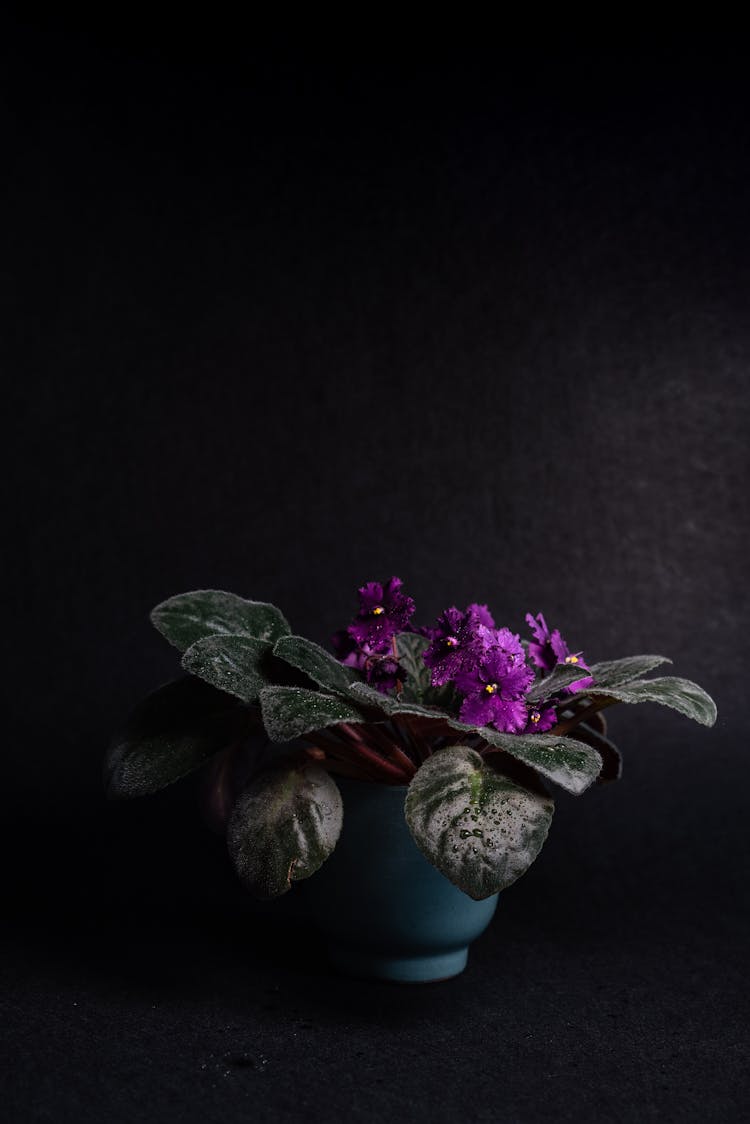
[4,718,748,1123]
[3,30,749,1122]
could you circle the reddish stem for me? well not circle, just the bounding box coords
[309,732,386,782]
[392,715,432,762]
[314,727,412,783]
[384,743,418,778]
[392,633,404,697]
[551,696,618,737]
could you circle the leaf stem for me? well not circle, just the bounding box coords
[551,696,618,737]
[392,715,433,762]
[312,726,413,783]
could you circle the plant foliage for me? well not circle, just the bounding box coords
[106,581,717,902]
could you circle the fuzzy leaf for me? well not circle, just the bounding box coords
[151,590,290,653]
[412,707,604,795]
[478,729,602,795]
[348,681,447,720]
[228,765,342,898]
[259,687,366,742]
[273,635,357,695]
[591,676,717,727]
[587,654,672,690]
[104,678,243,798]
[526,663,595,703]
[350,684,604,793]
[182,634,271,703]
[405,746,554,900]
[395,632,432,699]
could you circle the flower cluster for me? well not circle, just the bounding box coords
[525,612,594,693]
[333,577,595,735]
[331,577,416,692]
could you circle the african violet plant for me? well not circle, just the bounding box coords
[105,578,717,902]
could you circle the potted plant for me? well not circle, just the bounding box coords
[105,578,717,982]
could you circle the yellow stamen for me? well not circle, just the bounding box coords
[446,637,458,648]
[530,710,541,724]
[565,654,579,664]
[484,683,498,695]
[372,606,385,616]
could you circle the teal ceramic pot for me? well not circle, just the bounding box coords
[303,777,499,983]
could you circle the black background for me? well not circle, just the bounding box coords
[3,27,749,1122]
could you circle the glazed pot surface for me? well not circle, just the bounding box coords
[303,777,499,982]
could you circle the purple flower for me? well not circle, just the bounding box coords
[523,704,557,734]
[461,692,529,733]
[482,626,527,671]
[455,642,535,733]
[348,577,416,652]
[330,629,369,671]
[526,612,557,672]
[364,653,406,694]
[331,629,406,693]
[423,606,486,686]
[466,603,495,629]
[525,611,593,693]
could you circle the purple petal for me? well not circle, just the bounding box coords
[550,630,570,663]
[423,605,485,686]
[524,704,557,733]
[528,640,554,671]
[348,617,396,651]
[499,661,535,698]
[467,603,495,629]
[357,581,385,614]
[365,654,405,694]
[567,673,595,695]
[459,692,497,727]
[426,648,468,687]
[492,627,526,665]
[525,612,550,646]
[486,696,528,733]
[382,575,404,599]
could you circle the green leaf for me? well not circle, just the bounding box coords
[439,713,600,793]
[348,681,448,719]
[273,635,357,695]
[182,634,271,703]
[151,590,290,653]
[478,729,602,795]
[526,663,594,703]
[588,654,672,690]
[228,765,343,898]
[350,684,603,793]
[394,632,432,699]
[259,687,366,742]
[405,746,554,900]
[591,676,717,727]
[104,678,243,798]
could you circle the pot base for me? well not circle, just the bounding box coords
[304,778,499,983]
[327,943,469,983]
